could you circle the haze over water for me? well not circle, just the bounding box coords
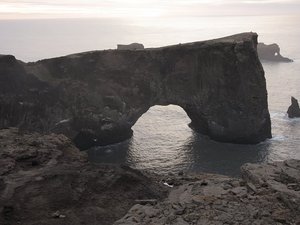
[1,13,300,176]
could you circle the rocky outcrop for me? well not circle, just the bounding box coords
[257,43,293,62]
[287,97,300,118]
[115,159,300,225]
[0,128,167,225]
[0,33,271,149]
[1,128,299,225]
[117,43,144,50]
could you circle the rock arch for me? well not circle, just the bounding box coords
[257,43,293,62]
[0,33,271,149]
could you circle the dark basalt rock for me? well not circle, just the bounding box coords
[0,32,272,148]
[115,159,300,225]
[257,43,293,62]
[287,97,300,118]
[0,128,166,225]
[1,128,299,225]
[117,43,144,50]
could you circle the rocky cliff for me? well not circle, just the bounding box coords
[0,128,167,225]
[0,33,271,149]
[1,128,298,225]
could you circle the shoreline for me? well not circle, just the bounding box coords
[1,128,299,225]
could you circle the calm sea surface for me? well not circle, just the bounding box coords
[1,15,300,176]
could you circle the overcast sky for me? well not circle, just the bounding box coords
[0,0,299,19]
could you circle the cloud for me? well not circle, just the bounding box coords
[0,0,299,19]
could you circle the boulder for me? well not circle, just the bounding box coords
[0,128,166,225]
[1,127,299,225]
[116,159,300,225]
[287,96,300,118]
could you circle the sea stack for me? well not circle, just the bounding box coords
[287,97,300,118]
[257,43,293,62]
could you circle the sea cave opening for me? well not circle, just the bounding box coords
[87,104,272,176]
[88,105,195,174]
[132,104,192,145]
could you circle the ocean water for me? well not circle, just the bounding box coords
[1,15,300,176]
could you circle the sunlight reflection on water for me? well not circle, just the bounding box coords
[88,103,300,177]
[0,14,298,177]
[87,15,300,177]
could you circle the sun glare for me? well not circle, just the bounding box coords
[0,0,299,19]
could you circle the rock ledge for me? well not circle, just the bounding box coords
[0,128,299,225]
[116,160,300,225]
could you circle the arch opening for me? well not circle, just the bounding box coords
[88,104,195,174]
[129,105,194,173]
[132,104,192,139]
[87,104,273,177]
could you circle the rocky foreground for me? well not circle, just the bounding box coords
[115,161,300,225]
[0,128,299,225]
[0,128,167,225]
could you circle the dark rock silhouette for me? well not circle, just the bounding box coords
[0,33,271,149]
[287,97,300,118]
[257,43,293,62]
[117,43,144,50]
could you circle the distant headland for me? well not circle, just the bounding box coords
[257,42,293,62]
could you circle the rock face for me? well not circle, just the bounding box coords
[0,33,271,149]
[257,43,293,62]
[0,128,166,225]
[117,43,145,50]
[1,127,299,225]
[287,97,300,118]
[116,159,300,225]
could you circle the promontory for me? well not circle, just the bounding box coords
[0,32,271,149]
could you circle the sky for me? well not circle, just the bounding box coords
[0,0,300,20]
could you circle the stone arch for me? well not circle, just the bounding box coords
[1,33,272,150]
[257,42,292,62]
[131,104,191,133]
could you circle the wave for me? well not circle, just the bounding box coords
[270,111,286,118]
[269,111,300,123]
[259,135,286,145]
[271,135,286,142]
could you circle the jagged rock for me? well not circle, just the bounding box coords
[2,130,298,225]
[115,160,300,225]
[0,33,271,149]
[287,96,300,118]
[117,43,144,50]
[0,128,167,225]
[257,43,293,62]
[241,159,300,212]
